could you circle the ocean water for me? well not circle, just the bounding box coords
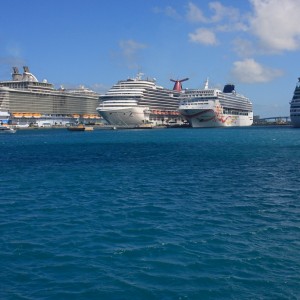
[1,126,300,300]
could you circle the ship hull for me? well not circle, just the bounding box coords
[179,104,253,128]
[97,106,150,126]
[290,116,300,127]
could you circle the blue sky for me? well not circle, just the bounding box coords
[1,0,300,117]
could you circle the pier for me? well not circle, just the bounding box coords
[253,116,291,125]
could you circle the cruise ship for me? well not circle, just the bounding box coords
[0,110,11,125]
[96,73,186,126]
[178,79,253,127]
[290,78,300,127]
[0,66,100,126]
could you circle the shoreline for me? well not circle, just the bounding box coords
[11,123,293,131]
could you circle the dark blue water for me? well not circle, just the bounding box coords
[1,127,300,299]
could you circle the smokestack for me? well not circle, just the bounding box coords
[170,78,189,91]
[23,66,30,73]
[12,67,22,81]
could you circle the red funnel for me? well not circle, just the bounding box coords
[170,78,189,91]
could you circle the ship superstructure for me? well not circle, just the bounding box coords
[0,110,11,125]
[290,78,300,127]
[178,79,253,127]
[0,67,100,126]
[96,73,186,126]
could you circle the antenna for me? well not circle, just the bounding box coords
[204,78,209,90]
[170,78,189,91]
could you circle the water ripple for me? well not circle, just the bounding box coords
[1,127,300,299]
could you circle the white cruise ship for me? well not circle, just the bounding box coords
[290,78,300,127]
[178,79,253,127]
[0,66,100,126]
[96,73,185,126]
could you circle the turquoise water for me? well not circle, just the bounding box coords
[1,127,300,299]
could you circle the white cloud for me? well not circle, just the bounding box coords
[231,58,283,83]
[186,2,207,23]
[233,38,256,57]
[188,28,218,45]
[186,1,244,26]
[119,40,146,58]
[249,0,300,52]
[153,6,181,19]
[165,6,181,19]
[215,22,248,33]
[209,1,240,23]
[186,2,247,47]
[91,83,110,94]
[119,40,147,69]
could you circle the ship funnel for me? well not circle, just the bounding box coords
[12,67,22,81]
[170,78,189,91]
[223,84,235,93]
[23,66,30,73]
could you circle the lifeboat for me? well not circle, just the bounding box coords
[12,113,23,118]
[24,113,33,118]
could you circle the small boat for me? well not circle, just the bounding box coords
[67,124,94,131]
[67,124,85,131]
[134,124,153,129]
[0,125,16,133]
